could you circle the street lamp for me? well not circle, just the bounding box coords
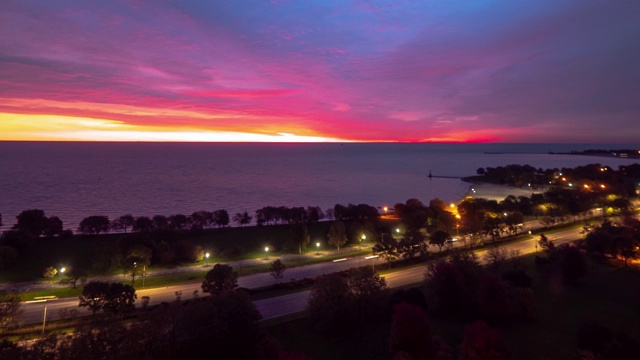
[360,234,366,250]
[264,246,269,260]
[59,267,66,274]
[316,242,320,255]
[205,252,210,266]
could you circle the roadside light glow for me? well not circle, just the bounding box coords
[396,228,400,233]
[600,184,606,189]
[562,177,567,181]
[205,252,210,259]
[584,184,589,189]
[568,183,573,187]
[265,246,269,252]
[383,206,388,213]
[60,267,66,273]
[316,242,320,248]
[450,203,455,208]
[361,234,366,240]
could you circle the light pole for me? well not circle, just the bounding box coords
[205,252,210,266]
[316,242,320,255]
[529,230,538,253]
[264,246,269,260]
[361,234,366,250]
[42,305,48,335]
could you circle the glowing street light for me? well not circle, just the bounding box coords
[205,252,210,266]
[316,242,321,255]
[59,267,66,274]
[359,234,366,250]
[383,206,388,214]
[264,246,269,260]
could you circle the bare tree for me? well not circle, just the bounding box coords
[270,259,287,283]
[483,246,508,269]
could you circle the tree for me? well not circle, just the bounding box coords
[122,244,152,287]
[78,215,111,234]
[202,264,238,296]
[79,281,136,316]
[560,245,587,282]
[0,291,22,331]
[43,266,58,283]
[67,266,88,289]
[270,259,287,283]
[389,303,434,360]
[111,214,135,233]
[103,282,137,315]
[484,246,509,270]
[190,210,213,230]
[307,273,352,332]
[43,216,63,237]
[0,246,19,270]
[583,230,612,258]
[429,230,450,252]
[175,241,204,263]
[168,214,190,231]
[152,214,169,230]
[133,216,154,232]
[504,211,524,235]
[398,230,425,260]
[373,232,399,269]
[79,281,110,315]
[327,221,348,252]
[458,321,509,360]
[13,209,49,237]
[291,222,310,254]
[348,266,387,298]
[477,274,511,324]
[213,209,230,228]
[233,211,252,227]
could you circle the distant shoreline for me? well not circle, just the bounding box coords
[549,149,640,159]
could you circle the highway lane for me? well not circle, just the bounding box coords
[18,226,584,326]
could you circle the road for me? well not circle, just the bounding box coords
[18,225,583,325]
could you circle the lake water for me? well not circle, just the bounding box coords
[1,142,638,231]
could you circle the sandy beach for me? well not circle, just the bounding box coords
[461,182,541,202]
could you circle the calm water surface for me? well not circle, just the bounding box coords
[1,142,638,230]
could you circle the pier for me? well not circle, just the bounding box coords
[428,170,463,179]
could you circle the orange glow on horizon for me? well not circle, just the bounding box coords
[0,111,500,143]
[0,113,351,143]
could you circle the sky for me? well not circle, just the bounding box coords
[1,0,639,143]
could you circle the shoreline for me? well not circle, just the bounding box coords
[460,181,541,202]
